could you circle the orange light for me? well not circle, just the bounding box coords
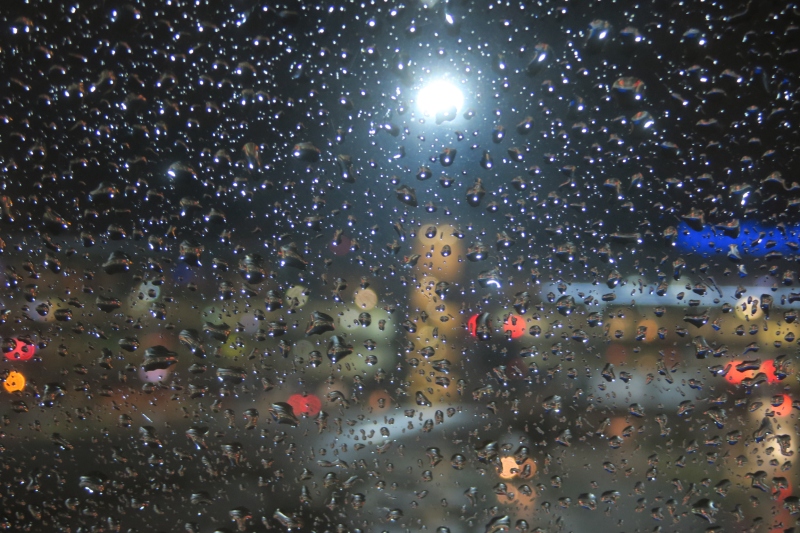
[772,394,792,417]
[287,394,322,417]
[502,314,525,339]
[3,371,25,393]
[499,456,518,479]
[498,456,537,479]
[761,360,780,384]
[724,361,749,385]
[368,390,391,411]
[635,319,658,342]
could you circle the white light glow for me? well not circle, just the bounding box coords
[417,80,464,117]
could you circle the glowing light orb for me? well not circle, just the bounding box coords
[499,456,537,480]
[467,314,479,337]
[772,394,792,417]
[4,339,35,361]
[287,393,322,417]
[502,314,526,339]
[4,371,26,393]
[725,359,780,385]
[368,390,392,410]
[417,80,464,117]
[354,288,378,310]
[138,366,172,383]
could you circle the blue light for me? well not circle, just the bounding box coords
[673,222,798,258]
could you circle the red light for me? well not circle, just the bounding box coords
[726,359,779,385]
[4,339,35,361]
[761,360,779,384]
[287,394,321,417]
[467,314,479,337]
[502,314,525,339]
[329,235,351,256]
[775,479,792,502]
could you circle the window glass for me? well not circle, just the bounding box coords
[0,1,798,531]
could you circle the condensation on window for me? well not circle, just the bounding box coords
[0,1,797,532]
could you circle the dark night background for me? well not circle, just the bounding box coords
[0,0,798,531]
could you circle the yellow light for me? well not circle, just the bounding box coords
[353,288,378,310]
[734,296,764,321]
[414,223,465,277]
[417,80,464,117]
[286,285,309,308]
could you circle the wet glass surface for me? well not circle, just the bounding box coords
[0,0,799,531]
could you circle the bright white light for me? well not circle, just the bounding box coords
[417,80,464,117]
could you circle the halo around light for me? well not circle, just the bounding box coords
[417,80,464,117]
